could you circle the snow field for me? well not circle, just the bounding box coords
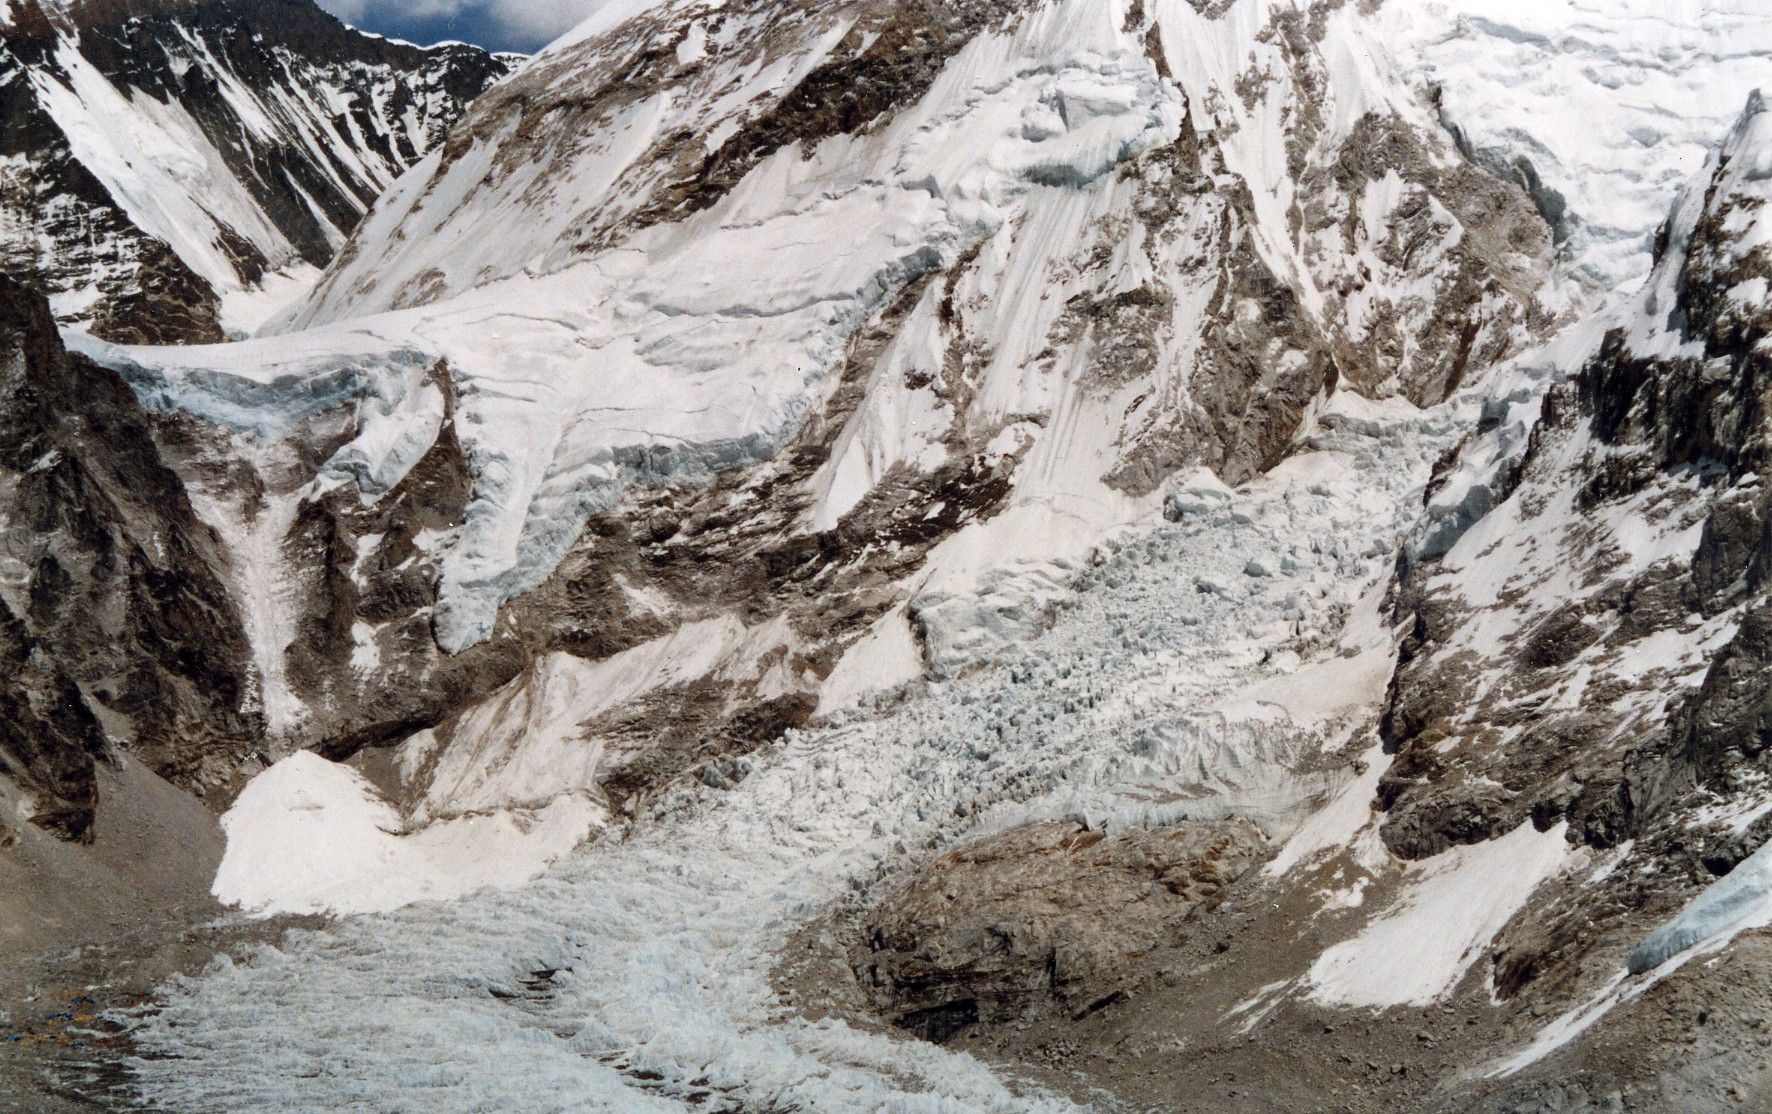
[1382,0,1772,289]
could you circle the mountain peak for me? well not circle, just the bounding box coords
[0,0,516,341]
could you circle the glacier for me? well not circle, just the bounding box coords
[124,392,1464,1111]
[1384,0,1772,289]
[20,1,1772,1107]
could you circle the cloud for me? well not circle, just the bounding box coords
[317,0,615,52]
[485,1,609,45]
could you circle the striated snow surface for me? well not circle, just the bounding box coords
[126,397,1466,1110]
[85,7,1183,652]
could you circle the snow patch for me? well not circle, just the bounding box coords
[213,752,600,917]
[817,604,925,714]
[1307,822,1581,1009]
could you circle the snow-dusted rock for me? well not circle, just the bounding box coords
[1368,94,1772,1085]
[0,276,256,840]
[0,0,516,340]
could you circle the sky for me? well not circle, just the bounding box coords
[316,0,613,53]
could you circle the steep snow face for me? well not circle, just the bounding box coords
[1306,821,1582,1008]
[0,0,515,340]
[1385,0,1772,289]
[281,0,1542,343]
[89,0,1551,680]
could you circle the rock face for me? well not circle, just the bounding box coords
[0,275,255,841]
[0,0,517,341]
[1377,92,1772,1014]
[858,819,1267,1041]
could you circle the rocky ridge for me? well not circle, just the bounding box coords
[0,0,517,341]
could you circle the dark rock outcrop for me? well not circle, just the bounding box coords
[0,275,256,839]
[856,819,1266,1041]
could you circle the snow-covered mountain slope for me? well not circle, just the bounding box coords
[73,0,1555,776]
[1365,89,1772,1100]
[109,90,1772,1112]
[5,0,1772,1111]
[0,0,517,342]
[1384,0,1772,291]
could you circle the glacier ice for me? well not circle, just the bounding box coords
[1385,0,1772,289]
[1628,837,1772,975]
[122,392,1465,1112]
[1492,832,1772,1077]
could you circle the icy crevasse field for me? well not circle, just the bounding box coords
[121,394,1463,1112]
